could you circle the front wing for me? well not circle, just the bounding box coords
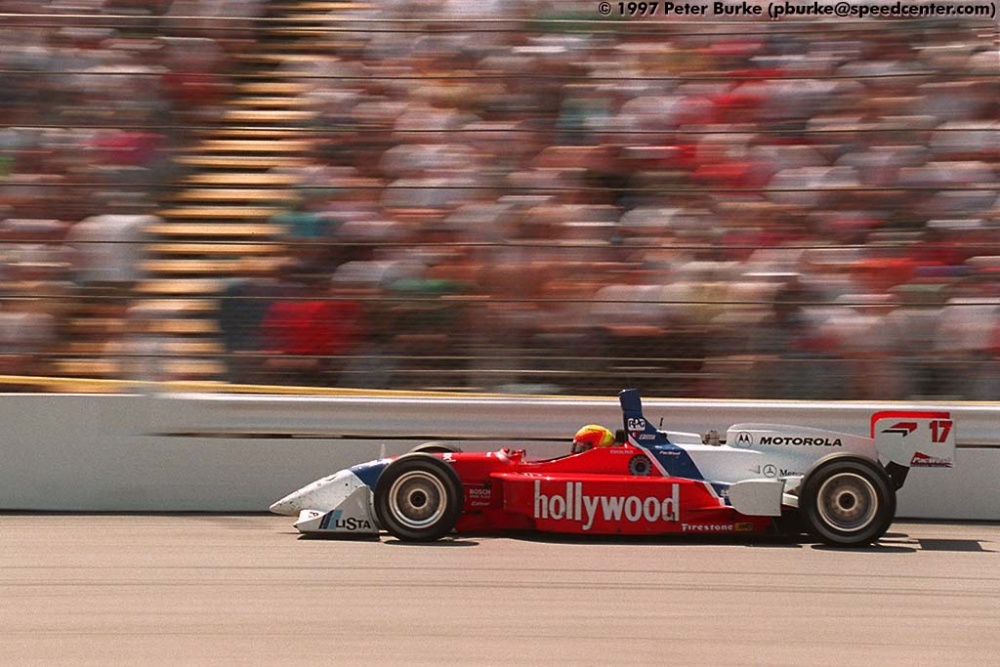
[291,484,379,536]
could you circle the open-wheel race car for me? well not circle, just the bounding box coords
[270,390,956,547]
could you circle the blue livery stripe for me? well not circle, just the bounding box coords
[620,388,707,481]
[351,460,389,489]
[319,510,341,530]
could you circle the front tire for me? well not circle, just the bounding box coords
[374,453,463,542]
[799,456,895,547]
[408,442,462,454]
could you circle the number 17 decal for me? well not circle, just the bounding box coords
[929,420,953,444]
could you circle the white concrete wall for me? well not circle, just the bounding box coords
[1,392,997,519]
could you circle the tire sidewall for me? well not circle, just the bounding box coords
[800,455,896,547]
[408,442,463,454]
[374,453,463,542]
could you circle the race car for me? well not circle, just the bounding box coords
[269,389,956,547]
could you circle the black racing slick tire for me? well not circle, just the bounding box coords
[374,453,464,542]
[799,455,896,547]
[408,442,463,454]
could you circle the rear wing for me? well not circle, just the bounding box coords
[872,411,956,469]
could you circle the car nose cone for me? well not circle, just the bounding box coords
[269,470,364,516]
[268,492,303,516]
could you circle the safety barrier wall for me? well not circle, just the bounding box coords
[1,391,997,519]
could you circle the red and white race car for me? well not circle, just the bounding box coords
[270,390,956,547]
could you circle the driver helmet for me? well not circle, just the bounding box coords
[572,424,615,454]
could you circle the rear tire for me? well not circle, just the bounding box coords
[799,456,895,547]
[374,453,463,542]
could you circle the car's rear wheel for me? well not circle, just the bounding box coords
[374,453,463,542]
[799,456,895,547]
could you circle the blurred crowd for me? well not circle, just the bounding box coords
[2,0,999,399]
[238,0,998,399]
[0,0,261,382]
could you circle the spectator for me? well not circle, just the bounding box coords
[0,1,996,398]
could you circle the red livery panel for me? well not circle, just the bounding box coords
[443,447,772,537]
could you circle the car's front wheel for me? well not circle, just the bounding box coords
[374,453,463,542]
[799,456,895,547]
[408,442,462,454]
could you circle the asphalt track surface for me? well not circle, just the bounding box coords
[2,515,998,667]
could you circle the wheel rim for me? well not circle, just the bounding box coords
[388,470,448,530]
[816,472,878,533]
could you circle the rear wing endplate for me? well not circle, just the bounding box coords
[871,411,955,469]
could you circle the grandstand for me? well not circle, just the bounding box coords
[0,0,997,398]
